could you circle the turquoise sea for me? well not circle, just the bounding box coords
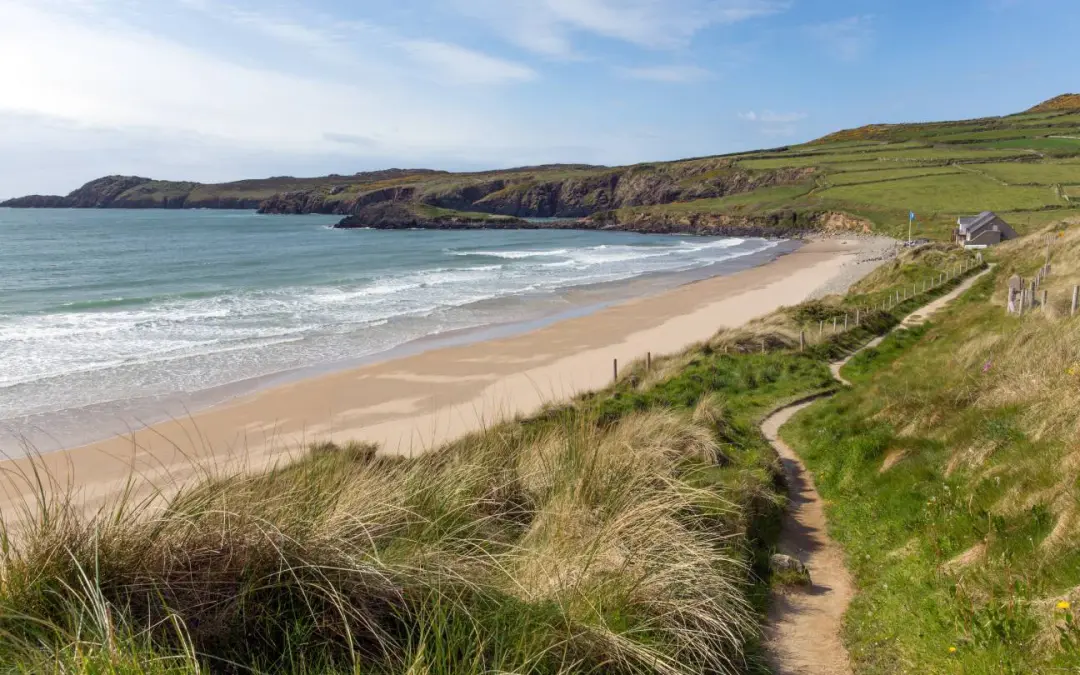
[0,208,792,453]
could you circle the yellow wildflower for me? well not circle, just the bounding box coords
[1058,600,1071,610]
[948,646,957,654]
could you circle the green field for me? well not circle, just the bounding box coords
[739,147,1028,171]
[825,166,964,186]
[925,126,1080,142]
[817,173,1062,214]
[982,137,1080,153]
[633,184,815,215]
[973,161,1080,184]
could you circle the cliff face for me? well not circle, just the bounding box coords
[67,176,155,207]
[1,176,156,208]
[259,161,816,220]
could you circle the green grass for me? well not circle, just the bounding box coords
[998,207,1080,233]
[982,137,1080,154]
[412,204,519,221]
[974,162,1080,185]
[621,184,815,216]
[926,126,1080,143]
[824,165,964,186]
[817,173,1063,214]
[780,228,1080,673]
[737,147,1026,171]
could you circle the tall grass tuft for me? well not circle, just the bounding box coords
[0,403,764,674]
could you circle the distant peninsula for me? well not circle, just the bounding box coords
[5,94,1079,239]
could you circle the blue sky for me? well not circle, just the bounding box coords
[0,0,1077,197]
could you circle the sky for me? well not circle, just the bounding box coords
[0,0,1078,197]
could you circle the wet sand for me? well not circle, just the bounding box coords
[0,237,886,514]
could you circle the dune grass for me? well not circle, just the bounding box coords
[2,353,837,674]
[781,223,1080,673]
[0,244,992,674]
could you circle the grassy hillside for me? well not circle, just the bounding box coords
[611,98,1080,239]
[0,248,986,674]
[782,221,1080,673]
[7,96,1080,237]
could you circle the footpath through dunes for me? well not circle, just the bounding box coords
[0,236,987,674]
[761,265,993,675]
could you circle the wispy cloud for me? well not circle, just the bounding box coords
[616,65,712,83]
[401,40,537,85]
[738,110,807,137]
[738,110,807,123]
[805,15,875,62]
[0,0,523,155]
[456,0,787,58]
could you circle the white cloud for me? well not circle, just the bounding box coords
[456,0,786,57]
[738,110,807,138]
[617,65,712,82]
[806,15,875,62]
[401,40,537,84]
[739,110,807,123]
[0,0,530,163]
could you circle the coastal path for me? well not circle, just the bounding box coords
[761,266,993,675]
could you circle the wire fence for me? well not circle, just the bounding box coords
[795,254,985,350]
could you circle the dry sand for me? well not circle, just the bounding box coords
[0,236,893,514]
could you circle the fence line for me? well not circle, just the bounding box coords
[799,257,985,348]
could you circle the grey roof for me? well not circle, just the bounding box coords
[956,211,1017,242]
[958,211,997,235]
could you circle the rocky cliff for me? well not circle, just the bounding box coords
[260,161,816,220]
[335,203,528,230]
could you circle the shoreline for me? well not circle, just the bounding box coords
[0,237,796,456]
[0,236,895,513]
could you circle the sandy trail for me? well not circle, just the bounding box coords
[762,265,992,675]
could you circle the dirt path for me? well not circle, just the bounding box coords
[761,266,992,675]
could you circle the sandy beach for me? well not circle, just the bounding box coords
[0,236,894,514]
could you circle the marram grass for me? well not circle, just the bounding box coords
[0,243,986,674]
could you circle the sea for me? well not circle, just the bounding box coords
[0,208,795,454]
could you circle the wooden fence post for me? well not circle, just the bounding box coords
[833,316,838,333]
[1042,290,1049,314]
[1072,286,1079,317]
[819,320,824,337]
[845,314,849,330]
[856,308,861,326]
[761,339,766,354]
[613,359,618,382]
[647,352,652,371]
[799,331,805,352]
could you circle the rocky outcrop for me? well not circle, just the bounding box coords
[589,207,830,237]
[66,176,155,207]
[1,175,155,208]
[335,202,528,230]
[0,194,71,208]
